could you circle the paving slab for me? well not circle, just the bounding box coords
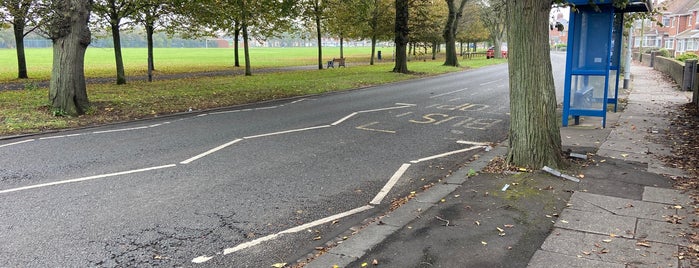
[636,218,691,247]
[540,228,679,268]
[527,250,625,268]
[643,187,693,206]
[569,192,677,222]
[554,209,636,238]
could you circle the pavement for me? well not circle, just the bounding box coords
[303,63,698,268]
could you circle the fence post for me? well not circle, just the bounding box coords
[649,51,656,68]
[683,59,697,91]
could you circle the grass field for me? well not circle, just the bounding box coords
[0,46,506,136]
[0,46,399,82]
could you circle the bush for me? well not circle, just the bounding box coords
[676,52,699,62]
[656,48,671,57]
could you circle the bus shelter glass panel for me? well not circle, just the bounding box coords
[570,75,607,110]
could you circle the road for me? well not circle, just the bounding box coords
[0,53,567,267]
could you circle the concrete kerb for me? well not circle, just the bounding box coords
[305,142,509,268]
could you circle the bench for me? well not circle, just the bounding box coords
[327,58,346,68]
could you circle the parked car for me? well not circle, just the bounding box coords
[486,46,508,59]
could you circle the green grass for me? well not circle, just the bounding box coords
[0,48,506,136]
[0,47,397,82]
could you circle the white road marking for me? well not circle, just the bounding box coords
[456,140,492,146]
[429,88,468,98]
[255,106,277,110]
[0,164,177,195]
[243,125,331,139]
[479,80,499,86]
[193,205,375,263]
[332,112,358,126]
[92,126,149,134]
[356,122,396,134]
[180,139,244,164]
[370,163,411,205]
[0,139,35,148]
[394,103,417,107]
[395,112,413,117]
[410,146,484,164]
[39,136,67,140]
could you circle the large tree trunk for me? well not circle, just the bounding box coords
[110,20,126,84]
[12,19,28,79]
[146,21,155,82]
[393,0,409,73]
[48,0,92,116]
[370,34,377,65]
[443,0,458,66]
[506,0,563,169]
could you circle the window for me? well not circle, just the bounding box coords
[688,39,697,51]
[666,38,675,49]
[663,16,671,27]
[678,39,685,52]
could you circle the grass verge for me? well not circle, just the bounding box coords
[0,58,507,137]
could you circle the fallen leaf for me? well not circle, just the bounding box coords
[621,153,629,158]
[271,263,287,268]
[636,242,651,248]
[475,221,480,226]
[499,232,506,236]
[481,241,488,245]
[599,248,609,254]
[497,227,505,232]
[361,262,368,267]
[504,224,514,228]
[315,247,324,250]
[602,239,613,243]
[313,236,321,241]
[560,220,569,224]
[673,205,683,209]
[372,259,379,265]
[582,251,591,255]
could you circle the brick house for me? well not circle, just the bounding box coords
[635,0,699,57]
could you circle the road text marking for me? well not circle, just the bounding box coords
[356,122,396,134]
[430,88,468,99]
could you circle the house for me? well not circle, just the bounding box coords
[635,0,699,57]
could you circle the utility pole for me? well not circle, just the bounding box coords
[624,23,633,89]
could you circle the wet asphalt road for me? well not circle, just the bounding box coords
[0,54,566,267]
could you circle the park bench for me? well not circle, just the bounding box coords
[327,58,346,68]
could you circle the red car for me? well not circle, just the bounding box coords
[486,46,508,59]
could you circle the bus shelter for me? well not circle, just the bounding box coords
[562,0,652,127]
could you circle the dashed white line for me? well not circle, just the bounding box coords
[243,125,331,139]
[479,80,499,86]
[0,139,35,148]
[429,88,468,98]
[0,164,177,195]
[180,139,244,164]
[410,146,484,164]
[370,163,411,205]
[92,126,149,134]
[191,205,374,263]
[332,112,358,126]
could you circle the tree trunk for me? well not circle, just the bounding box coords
[340,35,344,59]
[12,20,28,79]
[370,34,377,65]
[48,0,92,116]
[234,23,240,67]
[443,0,458,66]
[315,6,323,70]
[110,20,126,84]
[432,41,437,60]
[242,22,251,76]
[506,0,564,169]
[146,21,154,82]
[393,0,409,73]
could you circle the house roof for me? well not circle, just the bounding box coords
[676,29,699,39]
[661,0,697,14]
